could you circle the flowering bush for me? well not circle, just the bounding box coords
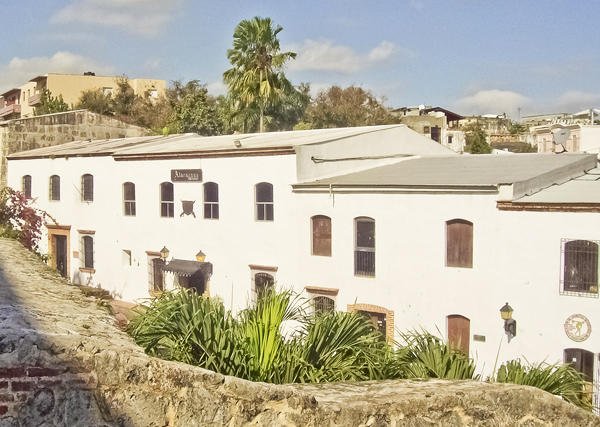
[0,187,53,253]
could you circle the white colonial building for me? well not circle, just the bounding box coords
[6,124,600,407]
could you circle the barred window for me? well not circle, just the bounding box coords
[160,182,174,218]
[313,296,334,316]
[254,272,274,302]
[354,217,375,277]
[81,174,93,202]
[561,239,599,297]
[204,182,219,219]
[49,175,60,201]
[312,215,332,256]
[22,175,32,199]
[123,182,136,216]
[80,235,94,269]
[255,182,273,221]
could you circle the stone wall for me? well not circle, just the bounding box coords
[0,110,151,187]
[0,237,598,426]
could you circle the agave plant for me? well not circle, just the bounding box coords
[392,329,479,380]
[496,359,592,411]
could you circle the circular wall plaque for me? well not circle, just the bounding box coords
[564,314,592,342]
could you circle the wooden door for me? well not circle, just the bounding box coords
[447,315,470,356]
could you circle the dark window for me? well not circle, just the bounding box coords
[312,215,332,256]
[160,182,174,218]
[49,175,60,201]
[564,348,595,407]
[150,258,165,291]
[314,296,334,315]
[22,175,31,199]
[81,174,93,202]
[203,182,219,219]
[123,182,136,216]
[359,310,386,336]
[446,219,473,268]
[82,236,93,269]
[255,182,273,221]
[447,315,470,356]
[255,272,274,301]
[431,126,441,142]
[354,217,375,276]
[562,239,598,294]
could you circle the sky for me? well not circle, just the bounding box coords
[1,0,599,120]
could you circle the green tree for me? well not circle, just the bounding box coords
[302,85,401,129]
[464,122,492,154]
[509,121,527,135]
[166,81,223,136]
[75,88,114,116]
[112,75,135,118]
[223,17,298,133]
[33,89,69,116]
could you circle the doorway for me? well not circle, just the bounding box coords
[54,235,67,277]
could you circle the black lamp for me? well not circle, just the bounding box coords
[500,302,516,340]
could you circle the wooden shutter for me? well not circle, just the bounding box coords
[447,315,470,356]
[446,219,473,268]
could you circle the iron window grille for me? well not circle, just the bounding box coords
[49,175,60,201]
[354,217,375,277]
[81,174,93,202]
[313,296,335,316]
[82,235,94,269]
[560,238,599,298]
[203,182,219,219]
[312,215,332,256]
[254,272,274,303]
[255,182,274,221]
[160,182,174,218]
[22,175,32,199]
[123,182,136,216]
[149,257,165,291]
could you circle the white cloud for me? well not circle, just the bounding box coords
[206,81,227,97]
[288,40,402,73]
[0,52,115,93]
[545,91,600,114]
[51,0,181,37]
[453,90,531,119]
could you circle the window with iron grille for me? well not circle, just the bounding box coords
[561,239,599,297]
[22,175,32,199]
[160,182,174,218]
[313,296,334,315]
[446,219,473,268]
[149,257,165,291]
[123,182,136,216]
[81,235,94,269]
[203,182,219,219]
[354,217,375,277]
[255,182,273,221]
[254,272,274,302]
[312,215,332,256]
[81,174,93,202]
[49,175,60,201]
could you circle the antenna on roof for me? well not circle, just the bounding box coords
[551,126,570,154]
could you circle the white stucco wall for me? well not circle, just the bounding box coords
[7,152,599,379]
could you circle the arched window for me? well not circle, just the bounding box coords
[446,219,473,268]
[123,182,136,216]
[354,217,375,276]
[81,174,93,202]
[311,215,332,256]
[160,182,174,218]
[203,182,219,219]
[22,175,32,199]
[49,175,60,201]
[447,314,470,356]
[314,296,334,315]
[563,239,598,293]
[255,182,273,221]
[254,272,274,301]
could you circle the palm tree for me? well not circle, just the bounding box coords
[223,17,297,133]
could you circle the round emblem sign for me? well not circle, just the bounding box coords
[564,314,592,342]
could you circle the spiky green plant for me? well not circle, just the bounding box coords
[496,359,592,411]
[392,329,478,380]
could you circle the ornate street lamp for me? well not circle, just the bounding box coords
[196,250,206,262]
[500,302,516,341]
[159,246,170,262]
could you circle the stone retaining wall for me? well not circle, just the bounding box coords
[0,110,150,186]
[0,237,598,426]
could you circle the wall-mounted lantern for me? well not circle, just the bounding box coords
[500,302,516,341]
[160,246,170,262]
[196,250,206,262]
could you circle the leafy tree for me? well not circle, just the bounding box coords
[112,75,135,118]
[74,88,114,116]
[34,89,69,116]
[166,80,223,136]
[464,122,492,154]
[509,121,528,135]
[302,85,401,129]
[223,17,298,133]
[129,90,171,134]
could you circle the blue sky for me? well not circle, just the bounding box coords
[2,0,599,120]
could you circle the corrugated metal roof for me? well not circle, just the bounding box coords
[293,154,596,188]
[8,125,411,159]
[162,259,204,277]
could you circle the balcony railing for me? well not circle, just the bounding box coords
[0,104,21,119]
[354,250,375,277]
[28,93,41,106]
